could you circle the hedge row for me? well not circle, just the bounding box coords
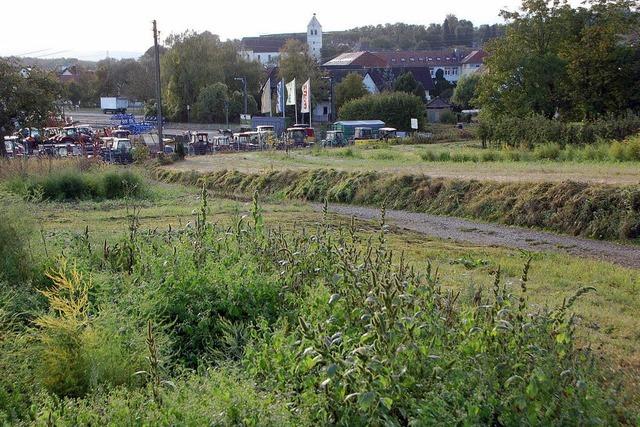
[154,168,640,241]
[480,113,640,147]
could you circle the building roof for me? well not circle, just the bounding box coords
[334,120,386,126]
[461,50,488,64]
[308,13,321,29]
[241,34,305,53]
[322,51,387,68]
[374,50,469,67]
[366,67,435,91]
[426,98,452,109]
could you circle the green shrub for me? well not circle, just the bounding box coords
[175,142,186,160]
[419,151,438,162]
[481,112,640,147]
[339,91,426,130]
[533,142,562,160]
[101,170,144,199]
[0,207,33,284]
[438,151,451,161]
[440,110,458,124]
[34,260,149,398]
[132,144,150,164]
[34,370,296,426]
[7,169,146,201]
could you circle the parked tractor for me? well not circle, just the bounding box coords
[322,130,346,147]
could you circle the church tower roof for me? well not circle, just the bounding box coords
[308,13,321,29]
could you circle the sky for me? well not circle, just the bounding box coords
[1,0,572,61]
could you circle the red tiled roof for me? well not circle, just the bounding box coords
[461,50,488,64]
[374,50,469,67]
[322,51,387,68]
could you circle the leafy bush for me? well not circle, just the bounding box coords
[0,208,33,284]
[7,169,145,201]
[175,142,186,160]
[439,110,458,124]
[101,170,144,199]
[34,370,296,426]
[34,260,149,397]
[339,91,426,130]
[481,112,640,147]
[131,144,150,164]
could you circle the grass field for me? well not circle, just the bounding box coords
[5,179,638,374]
[2,159,639,423]
[167,142,640,185]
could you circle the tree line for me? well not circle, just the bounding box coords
[322,15,505,61]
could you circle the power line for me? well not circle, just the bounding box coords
[11,48,54,57]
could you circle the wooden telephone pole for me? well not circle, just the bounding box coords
[153,20,164,152]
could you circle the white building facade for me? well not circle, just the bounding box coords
[307,14,323,61]
[241,15,323,65]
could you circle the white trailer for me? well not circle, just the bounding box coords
[100,97,129,114]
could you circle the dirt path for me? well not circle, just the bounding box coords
[317,203,640,269]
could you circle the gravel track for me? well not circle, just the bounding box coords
[318,203,640,269]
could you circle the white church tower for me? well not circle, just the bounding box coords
[307,13,323,62]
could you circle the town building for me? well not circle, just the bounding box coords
[322,49,486,83]
[240,14,323,64]
[460,50,488,77]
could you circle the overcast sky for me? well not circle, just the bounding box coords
[2,0,574,61]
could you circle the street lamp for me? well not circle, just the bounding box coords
[186,104,191,123]
[234,76,248,117]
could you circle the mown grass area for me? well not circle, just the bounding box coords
[1,164,639,423]
[168,138,640,185]
[155,167,640,242]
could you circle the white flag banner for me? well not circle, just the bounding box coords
[286,79,296,106]
[261,78,272,114]
[276,80,285,114]
[300,79,311,113]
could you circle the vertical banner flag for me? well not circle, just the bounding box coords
[276,79,285,114]
[300,79,311,114]
[286,79,296,105]
[261,78,272,114]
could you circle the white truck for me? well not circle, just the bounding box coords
[100,97,129,114]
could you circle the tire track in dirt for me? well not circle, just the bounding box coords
[316,203,640,269]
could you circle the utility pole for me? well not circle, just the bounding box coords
[153,20,164,152]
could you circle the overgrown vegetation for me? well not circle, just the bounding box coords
[480,113,640,148]
[0,189,634,424]
[155,168,640,241]
[419,135,640,163]
[5,168,146,201]
[339,92,427,131]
